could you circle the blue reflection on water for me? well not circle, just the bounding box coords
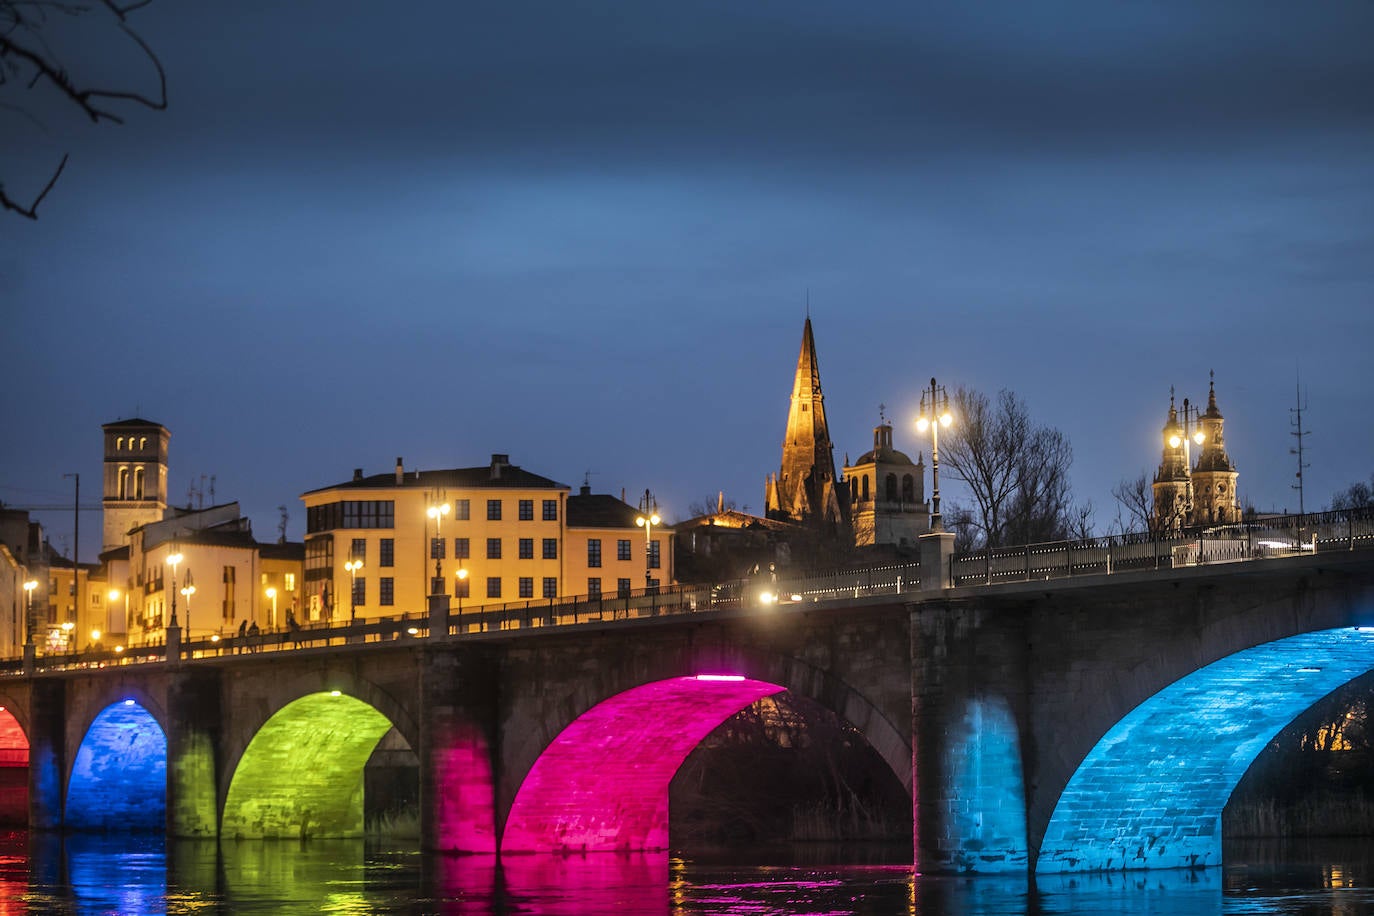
[0,831,1371,914]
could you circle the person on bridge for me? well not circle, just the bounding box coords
[247,620,260,652]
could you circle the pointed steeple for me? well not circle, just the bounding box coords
[766,318,847,528]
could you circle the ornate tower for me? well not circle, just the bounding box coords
[842,414,928,548]
[1152,394,1190,532]
[102,418,170,551]
[765,318,847,529]
[1190,372,1240,526]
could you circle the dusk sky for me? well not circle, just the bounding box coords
[3,1,1372,562]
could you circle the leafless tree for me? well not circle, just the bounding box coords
[940,387,1083,548]
[1112,471,1161,535]
[1,0,166,219]
[1328,474,1374,511]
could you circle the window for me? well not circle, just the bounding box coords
[380,578,394,606]
[648,541,661,569]
[543,499,558,521]
[587,539,602,568]
[885,473,898,502]
[284,573,296,592]
[587,578,601,599]
[487,538,502,560]
[519,499,534,521]
[862,476,870,501]
[117,467,128,499]
[380,538,394,567]
[902,475,915,503]
[487,577,501,599]
[543,538,557,560]
[455,576,470,599]
[543,577,557,599]
[519,577,534,598]
[223,566,235,621]
[431,537,446,559]
[617,578,632,598]
[351,538,366,561]
[454,499,470,520]
[519,538,534,559]
[617,539,632,561]
[352,577,366,607]
[306,500,395,533]
[454,537,470,559]
[134,466,145,499]
[487,499,502,520]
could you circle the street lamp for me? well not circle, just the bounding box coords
[61,620,75,653]
[166,550,183,628]
[180,574,196,639]
[427,500,450,589]
[1166,396,1206,527]
[455,566,468,624]
[635,490,662,593]
[266,587,277,627]
[109,588,128,639]
[915,377,953,531]
[344,559,363,622]
[22,580,37,648]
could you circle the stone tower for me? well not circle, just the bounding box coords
[1190,373,1240,526]
[102,418,170,551]
[843,417,928,548]
[765,318,847,529]
[1152,394,1190,532]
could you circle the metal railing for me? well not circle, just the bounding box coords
[4,508,1371,674]
[949,506,1374,587]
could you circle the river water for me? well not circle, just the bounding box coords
[1,832,1371,914]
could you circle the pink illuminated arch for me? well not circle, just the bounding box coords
[501,675,783,854]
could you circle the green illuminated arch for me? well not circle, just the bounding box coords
[222,692,395,839]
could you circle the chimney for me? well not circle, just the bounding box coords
[353,468,363,482]
[580,484,591,496]
[490,454,510,480]
[395,457,404,486]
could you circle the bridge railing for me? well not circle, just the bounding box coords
[949,506,1374,587]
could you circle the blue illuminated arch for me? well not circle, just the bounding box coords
[66,699,167,831]
[1037,626,1374,873]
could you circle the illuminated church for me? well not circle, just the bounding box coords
[1152,373,1240,531]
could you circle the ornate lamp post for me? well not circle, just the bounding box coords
[265,587,277,627]
[166,550,183,628]
[915,378,953,531]
[427,500,450,591]
[1167,396,1206,528]
[455,566,468,620]
[180,572,196,639]
[344,559,363,622]
[22,580,37,649]
[634,490,661,593]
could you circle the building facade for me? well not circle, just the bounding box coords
[301,455,673,620]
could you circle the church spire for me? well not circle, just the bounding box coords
[766,317,846,528]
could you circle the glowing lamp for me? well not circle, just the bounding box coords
[915,416,930,432]
[940,411,953,427]
[1297,667,1322,673]
[108,589,120,601]
[91,629,101,641]
[210,634,220,642]
[1168,435,1181,448]
[123,699,136,706]
[695,674,745,682]
[1194,431,1205,445]
[329,690,342,697]
[115,646,124,653]
[456,568,469,580]
[407,627,419,635]
[759,591,776,604]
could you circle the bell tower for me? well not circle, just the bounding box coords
[1152,393,1190,532]
[102,418,170,551]
[1190,372,1240,525]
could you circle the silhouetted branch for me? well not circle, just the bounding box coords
[0,150,65,218]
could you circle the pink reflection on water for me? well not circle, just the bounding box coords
[501,676,783,853]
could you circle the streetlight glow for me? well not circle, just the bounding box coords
[344,559,363,622]
[634,489,663,598]
[916,377,953,531]
[166,550,184,629]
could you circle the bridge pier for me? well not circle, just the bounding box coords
[27,680,65,830]
[420,646,498,853]
[167,670,220,838]
[912,600,1030,874]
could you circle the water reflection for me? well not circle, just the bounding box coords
[0,830,1372,914]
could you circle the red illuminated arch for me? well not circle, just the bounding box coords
[0,705,30,825]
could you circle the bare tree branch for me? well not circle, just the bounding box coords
[0,150,65,218]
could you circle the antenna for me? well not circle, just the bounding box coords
[583,470,597,489]
[1290,375,1310,516]
[209,475,216,505]
[277,505,289,544]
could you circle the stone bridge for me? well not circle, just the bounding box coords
[1,546,1372,881]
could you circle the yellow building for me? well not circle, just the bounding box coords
[301,456,673,620]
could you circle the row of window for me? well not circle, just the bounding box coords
[851,473,917,505]
[339,535,657,566]
[347,575,662,605]
[310,498,561,532]
[586,538,658,568]
[113,436,150,451]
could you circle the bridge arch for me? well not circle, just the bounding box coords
[66,698,167,831]
[499,635,912,854]
[1036,625,1374,873]
[0,699,29,825]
